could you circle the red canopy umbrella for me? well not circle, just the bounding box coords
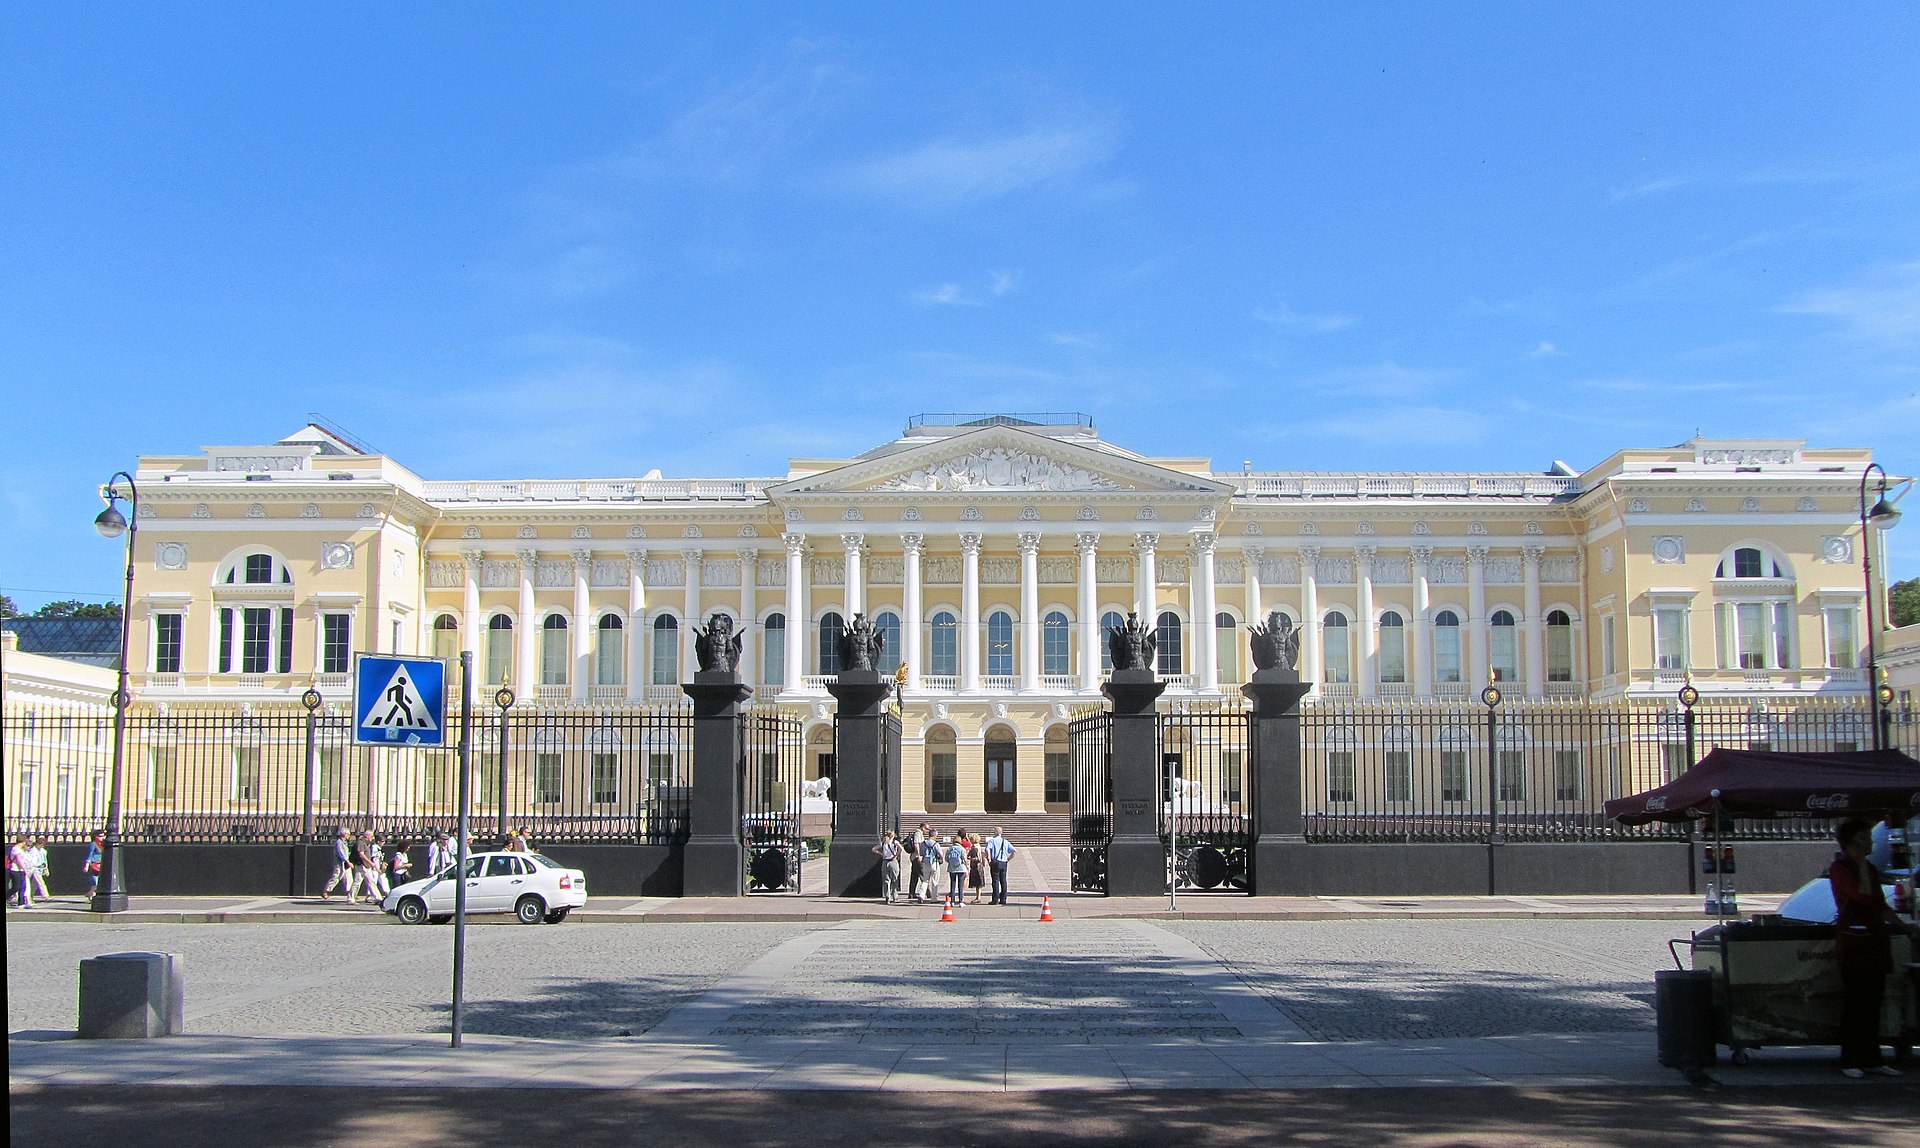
[1604,748,1920,826]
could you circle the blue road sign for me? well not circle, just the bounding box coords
[353,655,448,747]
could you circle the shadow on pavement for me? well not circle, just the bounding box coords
[11,1084,1918,1146]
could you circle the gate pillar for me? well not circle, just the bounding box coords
[682,671,753,897]
[827,670,896,898]
[1244,665,1312,895]
[1103,667,1169,896]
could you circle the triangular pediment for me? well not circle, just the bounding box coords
[769,426,1229,498]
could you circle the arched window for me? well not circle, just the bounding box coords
[651,615,679,685]
[762,613,786,686]
[1717,547,1784,579]
[930,612,958,676]
[1043,611,1070,676]
[432,614,460,662]
[986,611,1015,677]
[595,614,624,686]
[1322,611,1350,684]
[1432,610,1462,685]
[1546,609,1573,682]
[1489,609,1518,682]
[1099,611,1124,672]
[817,612,845,676]
[1157,611,1183,677]
[486,615,514,685]
[1215,611,1240,683]
[540,615,569,685]
[222,552,293,585]
[873,612,902,674]
[1378,611,1406,684]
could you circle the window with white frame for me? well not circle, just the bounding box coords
[1653,605,1689,671]
[762,613,785,684]
[1156,611,1183,676]
[596,614,624,685]
[1044,612,1071,676]
[1545,610,1573,681]
[1378,611,1407,684]
[533,754,561,804]
[1601,614,1617,676]
[217,605,295,675]
[1385,750,1413,803]
[486,615,514,684]
[817,612,844,676]
[1321,611,1350,684]
[1717,600,1793,669]
[1215,611,1239,683]
[1488,610,1518,682]
[1824,604,1859,669]
[873,611,902,674]
[1432,610,1463,683]
[320,613,351,675]
[1099,610,1124,672]
[930,612,958,676]
[540,615,569,685]
[153,612,183,673]
[652,614,680,684]
[432,614,459,662]
[986,610,1015,676]
[1326,751,1355,803]
[1440,750,1469,802]
[1553,750,1582,801]
[590,753,619,804]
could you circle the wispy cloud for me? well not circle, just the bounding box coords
[1609,164,1871,202]
[912,282,983,307]
[1287,405,1490,449]
[1298,360,1465,400]
[990,270,1020,296]
[1524,341,1563,359]
[841,118,1121,208]
[1777,260,1920,345]
[1253,300,1356,332]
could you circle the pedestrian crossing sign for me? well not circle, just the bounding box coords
[352,655,448,747]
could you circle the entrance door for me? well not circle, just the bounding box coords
[985,743,1017,813]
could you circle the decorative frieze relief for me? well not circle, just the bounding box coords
[211,452,307,473]
[1315,557,1353,584]
[536,560,572,587]
[758,558,787,587]
[1157,556,1189,585]
[1039,556,1075,583]
[1798,497,1818,512]
[482,560,518,588]
[155,542,188,571]
[1096,556,1132,583]
[1687,498,1707,512]
[1484,555,1522,584]
[300,503,321,519]
[1077,505,1098,521]
[981,557,1018,584]
[427,560,464,588]
[1428,557,1467,584]
[1627,498,1649,513]
[1412,521,1431,536]
[1216,556,1244,583]
[591,559,628,588]
[1741,497,1762,512]
[924,556,962,584]
[516,525,537,539]
[1467,521,1488,536]
[870,447,1128,493]
[1371,556,1410,584]
[1258,555,1300,585]
[809,558,844,586]
[868,557,903,585]
[463,526,482,540]
[1541,555,1579,583]
[1601,545,1615,573]
[646,558,687,587]
[702,559,741,587]
[1700,447,1792,465]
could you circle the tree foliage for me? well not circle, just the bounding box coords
[33,599,122,619]
[1892,577,1919,629]
[0,594,16,619]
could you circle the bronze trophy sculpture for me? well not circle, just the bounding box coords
[692,612,745,674]
[1106,610,1158,673]
[1246,610,1300,673]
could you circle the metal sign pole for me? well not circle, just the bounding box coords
[452,651,473,1048]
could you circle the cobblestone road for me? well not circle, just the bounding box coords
[8,918,1686,1042]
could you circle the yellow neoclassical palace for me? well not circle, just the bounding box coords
[101,413,1892,817]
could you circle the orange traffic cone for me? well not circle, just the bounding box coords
[939,895,956,923]
[1038,895,1055,923]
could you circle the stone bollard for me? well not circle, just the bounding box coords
[77,951,185,1038]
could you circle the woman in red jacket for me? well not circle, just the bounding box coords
[1830,817,1919,1077]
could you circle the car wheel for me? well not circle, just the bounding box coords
[543,907,571,924]
[395,897,428,925]
[514,895,546,925]
[429,915,452,925]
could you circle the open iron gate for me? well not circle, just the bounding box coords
[1068,708,1112,893]
[742,709,806,893]
[1161,706,1253,893]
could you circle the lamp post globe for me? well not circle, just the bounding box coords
[91,471,138,913]
[1860,463,1907,751]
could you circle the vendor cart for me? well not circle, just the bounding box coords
[1607,747,1920,1066]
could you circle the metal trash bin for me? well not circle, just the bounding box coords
[1655,968,1717,1069]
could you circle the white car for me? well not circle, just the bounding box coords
[382,851,587,925]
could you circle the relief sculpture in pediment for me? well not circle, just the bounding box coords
[872,447,1128,493]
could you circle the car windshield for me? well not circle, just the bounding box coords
[524,853,562,870]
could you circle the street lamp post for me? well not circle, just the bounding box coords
[91,471,138,913]
[493,680,515,845]
[1860,463,1904,751]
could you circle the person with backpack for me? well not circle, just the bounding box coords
[917,827,944,904]
[944,836,968,905]
[320,827,353,902]
[871,830,903,904]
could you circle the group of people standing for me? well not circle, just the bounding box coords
[872,823,1016,906]
[7,834,53,907]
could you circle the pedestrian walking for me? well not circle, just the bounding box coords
[369,834,392,899]
[427,831,454,875]
[28,836,53,901]
[388,839,412,889]
[984,826,1017,905]
[9,834,34,908]
[872,830,903,904]
[966,830,987,905]
[944,836,967,904]
[321,827,353,901]
[82,830,105,896]
[351,830,380,904]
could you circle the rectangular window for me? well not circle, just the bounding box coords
[318,748,342,802]
[17,766,35,816]
[241,607,273,673]
[1654,607,1687,670]
[1044,751,1071,804]
[651,625,678,685]
[1043,622,1071,677]
[1772,601,1793,669]
[1663,742,1691,782]
[422,759,447,806]
[1217,619,1240,684]
[477,753,501,800]
[1221,749,1243,805]
[1385,750,1413,804]
[1378,625,1407,684]
[1326,752,1356,804]
[1553,750,1582,801]
[154,613,183,674]
[1489,626,1518,683]
[1433,625,1462,683]
[321,614,351,675]
[646,752,676,794]
[931,621,957,676]
[533,753,561,805]
[149,747,178,800]
[1826,607,1858,669]
[763,625,785,685]
[595,624,623,686]
[591,753,619,805]
[279,607,295,673]
[1601,615,1617,676]
[1733,602,1767,669]
[1497,750,1527,802]
[219,608,235,673]
[929,751,957,806]
[486,626,512,686]
[232,747,260,802]
[1440,751,1468,803]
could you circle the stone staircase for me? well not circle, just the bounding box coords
[918,811,1072,848]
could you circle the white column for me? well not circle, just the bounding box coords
[1076,532,1100,689]
[625,547,648,701]
[461,550,482,661]
[570,548,591,701]
[841,533,865,619]
[1134,533,1159,624]
[1356,545,1377,698]
[1195,532,1218,692]
[1467,546,1490,687]
[1019,532,1041,690]
[1523,545,1545,698]
[681,549,702,681]
[1243,545,1264,627]
[515,549,537,694]
[738,548,758,685]
[902,533,924,689]
[1300,546,1321,689]
[960,533,982,691]
[1410,546,1433,697]
[781,533,806,687]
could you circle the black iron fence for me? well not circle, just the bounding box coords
[746,709,808,892]
[1068,706,1111,893]
[1161,703,1253,891]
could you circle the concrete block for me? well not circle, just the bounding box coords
[77,951,184,1039]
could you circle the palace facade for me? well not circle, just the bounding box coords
[104,413,1892,817]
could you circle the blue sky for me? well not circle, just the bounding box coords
[3,4,1917,611]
